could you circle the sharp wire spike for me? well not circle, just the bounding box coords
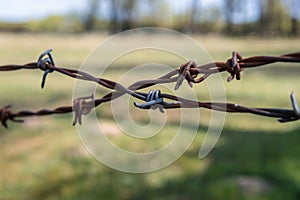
[290,92,300,117]
[37,49,55,89]
[134,90,167,113]
[41,69,51,88]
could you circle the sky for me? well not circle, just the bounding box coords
[0,0,224,22]
[0,0,88,22]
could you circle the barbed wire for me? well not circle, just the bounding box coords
[0,49,299,128]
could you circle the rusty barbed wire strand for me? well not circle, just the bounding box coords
[0,49,299,128]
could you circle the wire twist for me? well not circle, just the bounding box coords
[37,49,55,88]
[0,49,299,128]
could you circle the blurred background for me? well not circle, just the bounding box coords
[0,0,300,36]
[0,0,300,200]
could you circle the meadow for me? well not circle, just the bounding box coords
[0,32,299,200]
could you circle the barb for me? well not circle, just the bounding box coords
[134,90,175,113]
[226,51,243,82]
[37,49,55,88]
[73,94,95,125]
[0,50,299,128]
[0,105,24,128]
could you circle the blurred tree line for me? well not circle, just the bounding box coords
[81,0,300,36]
[0,0,299,36]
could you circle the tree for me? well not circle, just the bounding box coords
[288,0,300,35]
[107,0,137,33]
[187,0,201,32]
[223,0,242,34]
[120,0,136,31]
[84,0,100,31]
[108,0,119,33]
[259,0,290,35]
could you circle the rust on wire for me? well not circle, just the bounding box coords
[72,94,95,125]
[0,105,24,128]
[0,49,299,128]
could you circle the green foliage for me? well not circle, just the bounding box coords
[0,15,84,33]
[0,0,299,36]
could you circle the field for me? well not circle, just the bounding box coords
[0,32,300,200]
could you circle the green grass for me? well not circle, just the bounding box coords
[0,33,299,200]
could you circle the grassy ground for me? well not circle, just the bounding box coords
[0,32,299,200]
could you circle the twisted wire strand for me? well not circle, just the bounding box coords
[0,50,299,128]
